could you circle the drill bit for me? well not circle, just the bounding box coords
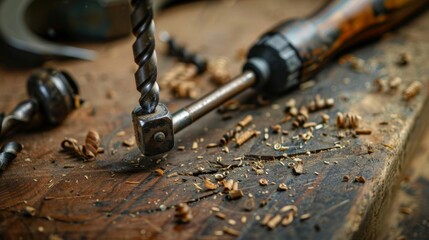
[159,31,207,73]
[131,0,159,114]
[0,141,23,171]
[0,100,39,137]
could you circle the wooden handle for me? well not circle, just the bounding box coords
[275,0,428,80]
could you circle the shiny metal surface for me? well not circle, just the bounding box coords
[172,71,256,133]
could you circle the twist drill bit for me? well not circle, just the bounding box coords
[131,0,159,114]
[0,68,82,138]
[0,141,23,171]
[159,31,208,73]
[130,0,174,156]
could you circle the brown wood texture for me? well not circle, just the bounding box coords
[0,0,428,239]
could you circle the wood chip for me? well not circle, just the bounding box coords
[342,175,350,182]
[227,219,236,225]
[267,214,282,229]
[293,160,304,174]
[116,131,126,137]
[238,115,253,129]
[259,178,269,186]
[354,176,366,183]
[191,141,198,150]
[24,206,36,216]
[321,113,330,123]
[236,130,257,147]
[175,203,193,223]
[403,81,421,100]
[355,129,372,135]
[400,207,412,215]
[223,179,234,192]
[282,211,294,226]
[261,213,273,225]
[122,136,136,147]
[303,122,317,128]
[243,198,255,211]
[206,143,219,148]
[83,130,100,160]
[154,168,164,176]
[277,183,288,191]
[204,178,219,190]
[228,190,244,200]
[300,213,311,221]
[177,145,185,151]
[223,227,240,237]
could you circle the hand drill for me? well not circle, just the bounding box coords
[130,0,428,156]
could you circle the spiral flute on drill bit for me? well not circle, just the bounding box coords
[130,0,175,156]
[131,0,159,114]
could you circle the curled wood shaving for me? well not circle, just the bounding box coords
[204,178,219,190]
[83,130,100,160]
[61,130,103,161]
[282,211,295,226]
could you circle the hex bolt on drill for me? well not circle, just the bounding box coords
[0,68,83,138]
[130,0,428,157]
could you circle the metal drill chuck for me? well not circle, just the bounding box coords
[0,68,82,138]
[131,0,159,114]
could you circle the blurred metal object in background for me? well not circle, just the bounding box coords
[0,0,131,68]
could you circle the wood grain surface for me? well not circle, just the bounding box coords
[0,0,428,239]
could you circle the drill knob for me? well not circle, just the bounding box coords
[0,68,82,138]
[27,68,81,125]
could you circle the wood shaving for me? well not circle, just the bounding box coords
[267,214,282,229]
[122,136,135,147]
[175,203,193,223]
[278,183,288,191]
[293,160,304,174]
[259,178,269,186]
[403,81,421,101]
[228,190,244,200]
[354,176,366,183]
[300,213,311,221]
[24,206,36,216]
[282,211,295,226]
[204,178,219,190]
[154,168,164,176]
[223,226,240,237]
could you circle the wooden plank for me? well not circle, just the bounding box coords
[0,0,428,239]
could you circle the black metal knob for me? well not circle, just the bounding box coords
[0,68,82,138]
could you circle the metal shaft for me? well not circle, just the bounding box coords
[172,70,256,133]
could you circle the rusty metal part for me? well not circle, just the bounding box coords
[0,68,82,138]
[0,0,96,67]
[0,141,23,171]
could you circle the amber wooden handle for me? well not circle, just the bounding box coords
[275,0,428,80]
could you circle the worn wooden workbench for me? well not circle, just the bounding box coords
[1,0,428,239]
